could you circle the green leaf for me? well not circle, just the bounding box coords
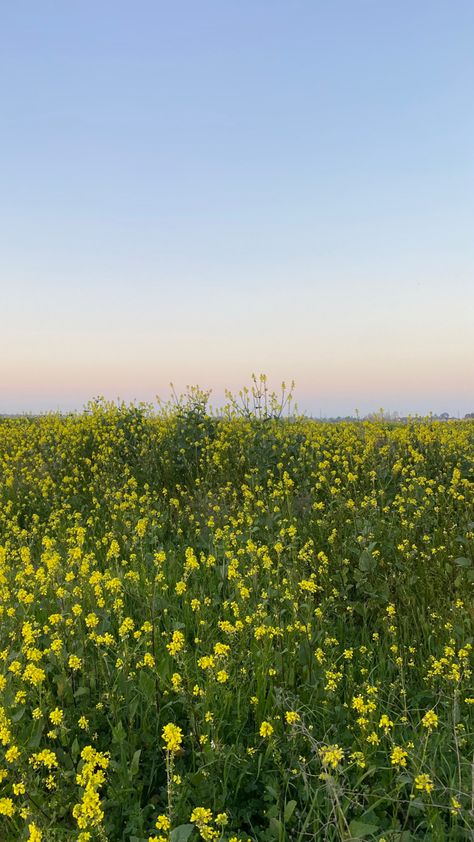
[28,721,45,749]
[269,816,283,839]
[348,819,380,838]
[129,749,141,778]
[454,556,472,568]
[128,694,140,722]
[112,720,126,744]
[358,550,376,573]
[265,784,279,801]
[170,824,195,842]
[188,771,205,787]
[138,670,155,695]
[55,675,68,698]
[11,707,25,722]
[284,800,297,823]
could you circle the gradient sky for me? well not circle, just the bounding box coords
[1,1,473,416]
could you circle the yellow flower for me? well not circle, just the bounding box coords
[298,578,318,593]
[167,631,185,656]
[0,797,15,816]
[378,714,393,733]
[155,814,171,830]
[190,806,213,825]
[349,751,366,769]
[119,617,135,637]
[13,782,25,795]
[49,707,64,726]
[171,672,182,691]
[162,722,183,754]
[5,745,20,762]
[198,655,215,670]
[143,652,155,668]
[216,669,229,683]
[200,829,218,842]
[415,773,434,794]
[22,664,45,686]
[285,711,300,725]
[68,655,82,670]
[390,746,408,767]
[259,721,274,738]
[421,709,438,730]
[29,749,58,770]
[85,613,99,629]
[213,643,230,657]
[319,744,344,769]
[136,517,148,538]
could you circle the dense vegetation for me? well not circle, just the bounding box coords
[0,393,473,841]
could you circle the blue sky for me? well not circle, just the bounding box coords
[1,1,473,415]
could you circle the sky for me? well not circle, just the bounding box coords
[1,1,473,417]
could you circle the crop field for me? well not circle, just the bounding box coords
[0,398,473,841]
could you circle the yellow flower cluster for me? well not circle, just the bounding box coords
[319,744,344,769]
[0,400,472,839]
[162,723,183,754]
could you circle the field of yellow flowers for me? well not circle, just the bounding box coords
[0,396,473,841]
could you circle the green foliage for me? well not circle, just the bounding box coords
[0,403,473,841]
